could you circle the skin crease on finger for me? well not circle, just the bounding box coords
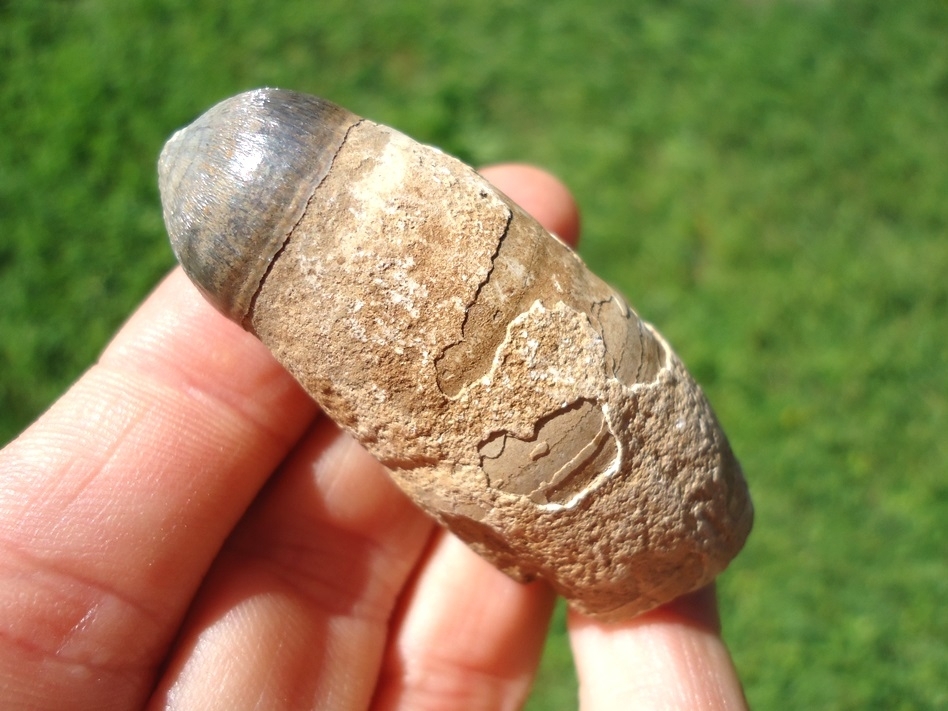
[0,162,746,711]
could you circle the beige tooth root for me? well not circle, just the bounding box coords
[159,88,753,618]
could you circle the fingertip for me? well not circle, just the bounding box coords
[479,163,582,247]
[568,585,747,710]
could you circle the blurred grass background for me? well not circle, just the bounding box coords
[2,0,947,707]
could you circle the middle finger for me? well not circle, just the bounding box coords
[148,420,434,709]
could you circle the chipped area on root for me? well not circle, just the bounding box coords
[478,399,621,508]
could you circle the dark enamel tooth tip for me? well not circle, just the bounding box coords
[158,88,360,324]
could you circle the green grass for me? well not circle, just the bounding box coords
[3,1,947,707]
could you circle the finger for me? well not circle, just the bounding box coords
[0,269,317,709]
[371,533,555,711]
[480,163,582,248]
[148,423,435,710]
[150,164,581,710]
[570,585,748,710]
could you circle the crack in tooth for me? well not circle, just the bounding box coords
[433,202,514,397]
[246,119,365,331]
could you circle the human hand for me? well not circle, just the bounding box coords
[0,163,746,710]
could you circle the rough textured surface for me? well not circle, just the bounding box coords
[159,88,753,618]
